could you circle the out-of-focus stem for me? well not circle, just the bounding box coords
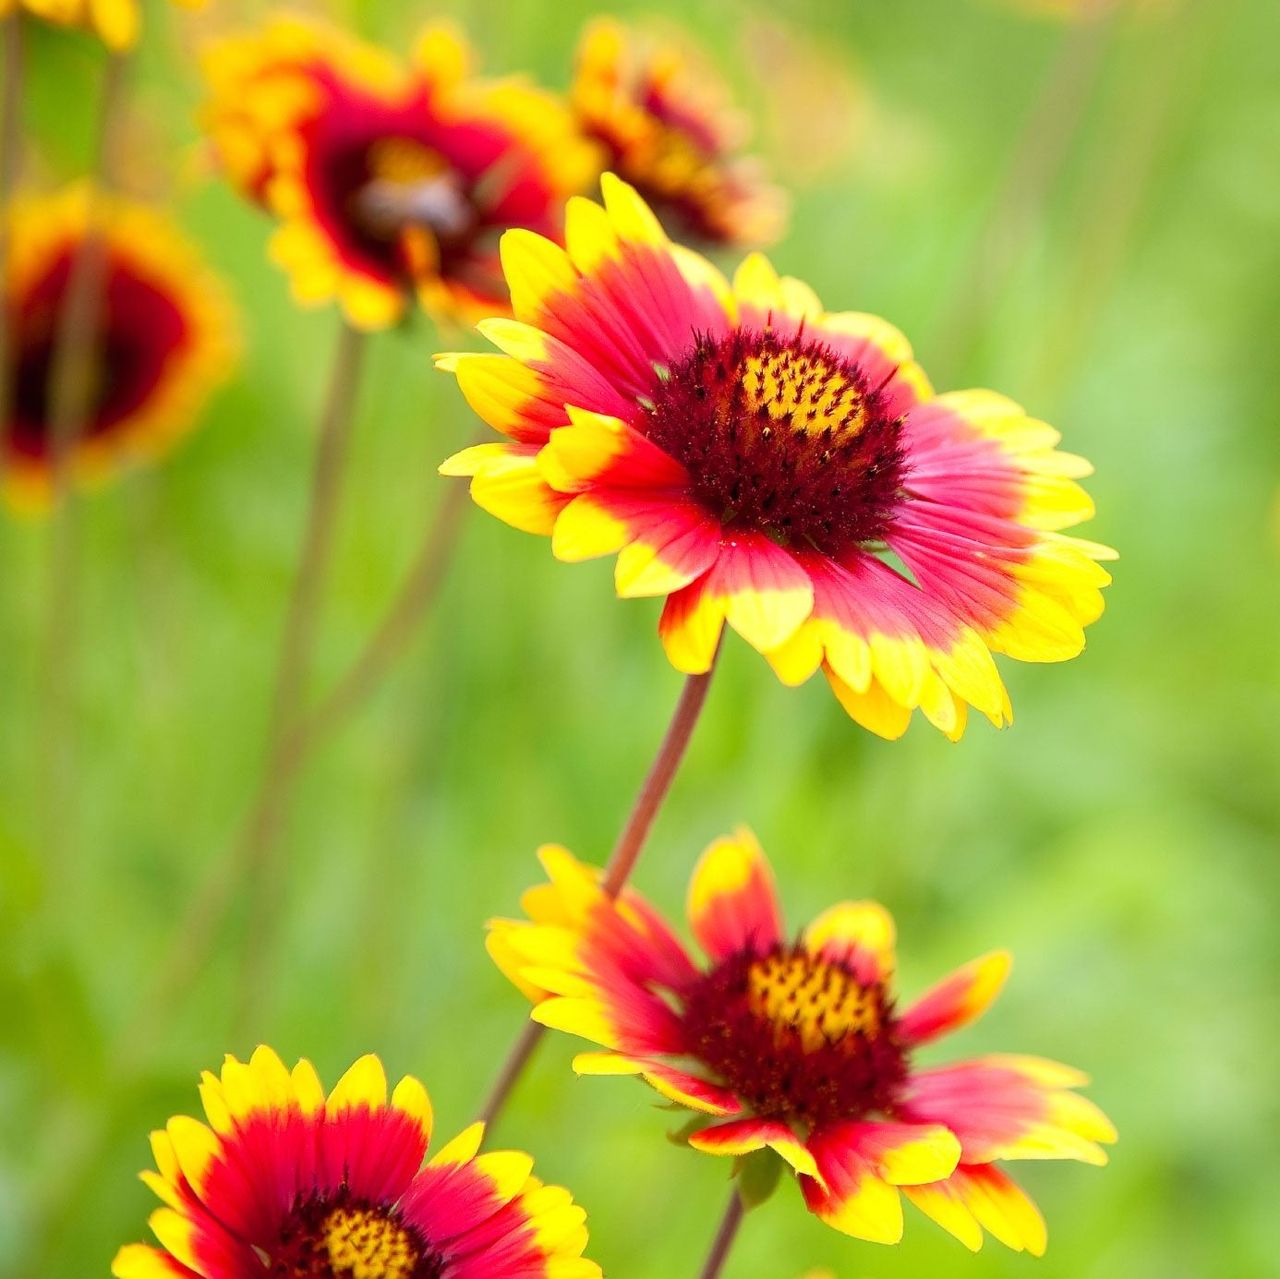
[295,461,473,748]
[118,406,476,1057]
[697,1188,745,1279]
[477,646,723,1130]
[116,323,366,1049]
[1029,0,1214,400]
[39,50,128,873]
[228,319,366,1036]
[927,9,1116,384]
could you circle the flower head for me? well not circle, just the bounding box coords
[490,832,1116,1251]
[113,1046,601,1279]
[5,0,200,51]
[201,16,596,330]
[440,177,1114,739]
[571,19,784,247]
[2,185,237,513]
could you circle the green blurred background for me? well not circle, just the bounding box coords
[3,0,1279,1274]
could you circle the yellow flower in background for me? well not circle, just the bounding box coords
[440,177,1113,740]
[113,1046,602,1279]
[1,185,237,513]
[571,17,785,248]
[0,0,203,51]
[491,832,1115,1252]
[201,14,597,330]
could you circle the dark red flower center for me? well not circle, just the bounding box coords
[270,1191,442,1279]
[681,944,908,1129]
[305,103,510,301]
[319,132,475,275]
[6,248,189,458]
[640,328,908,555]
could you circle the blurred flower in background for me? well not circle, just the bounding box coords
[112,1046,602,1279]
[571,17,785,247]
[0,0,203,51]
[2,0,138,49]
[738,15,868,189]
[441,177,1112,740]
[490,831,1115,1252]
[200,15,596,330]
[1,184,237,512]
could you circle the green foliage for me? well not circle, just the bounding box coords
[3,1,1279,1277]
[737,1149,785,1211]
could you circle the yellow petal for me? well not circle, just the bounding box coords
[391,1075,433,1142]
[552,495,629,562]
[501,229,577,322]
[429,1122,485,1167]
[875,1127,961,1186]
[474,1150,535,1200]
[326,1054,387,1115]
[165,1116,220,1194]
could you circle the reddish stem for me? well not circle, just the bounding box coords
[477,647,722,1130]
[475,1020,546,1130]
[698,1188,745,1279]
[600,648,721,897]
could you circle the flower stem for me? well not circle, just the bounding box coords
[600,645,722,897]
[263,322,367,762]
[1027,0,1212,402]
[115,387,481,1059]
[293,457,473,748]
[477,644,722,1130]
[115,321,366,1050]
[38,49,128,874]
[228,319,366,1035]
[925,11,1115,384]
[475,1020,546,1130]
[698,1188,745,1279]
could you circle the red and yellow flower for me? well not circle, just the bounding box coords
[439,176,1114,739]
[200,15,597,330]
[2,184,237,512]
[571,18,784,247]
[490,831,1116,1252]
[1,0,201,51]
[113,1046,601,1279]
